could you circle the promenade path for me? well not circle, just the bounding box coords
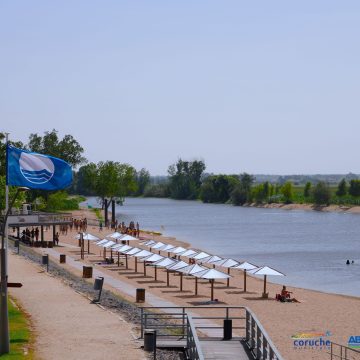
[8,251,145,360]
[45,244,252,359]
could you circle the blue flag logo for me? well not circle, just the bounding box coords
[6,145,72,190]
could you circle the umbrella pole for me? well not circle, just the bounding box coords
[195,277,198,295]
[180,273,183,291]
[155,266,157,281]
[166,270,169,287]
[227,268,230,287]
[135,257,138,273]
[244,270,247,293]
[211,279,214,301]
[111,249,113,262]
[117,252,120,267]
[88,240,90,254]
[125,254,128,269]
[104,248,106,260]
[263,275,267,298]
[143,261,146,276]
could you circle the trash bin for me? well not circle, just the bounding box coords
[223,319,232,340]
[42,255,49,265]
[144,329,156,352]
[48,241,53,248]
[60,254,66,264]
[83,266,93,278]
[136,288,145,302]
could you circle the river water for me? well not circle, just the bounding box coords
[86,197,360,297]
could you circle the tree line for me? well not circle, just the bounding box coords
[2,131,360,211]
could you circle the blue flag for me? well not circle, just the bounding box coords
[6,145,72,190]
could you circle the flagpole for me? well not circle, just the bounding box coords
[0,133,10,354]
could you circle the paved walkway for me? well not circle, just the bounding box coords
[8,251,145,360]
[45,246,251,359]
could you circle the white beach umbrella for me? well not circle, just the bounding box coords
[232,261,258,292]
[141,240,156,246]
[103,240,116,248]
[150,242,166,250]
[126,247,143,273]
[133,249,154,276]
[161,244,176,252]
[106,231,124,239]
[96,239,109,246]
[120,234,138,243]
[141,253,164,263]
[171,247,187,255]
[203,255,223,265]
[178,264,207,294]
[111,244,124,250]
[167,260,190,291]
[213,258,239,287]
[194,268,230,301]
[249,266,285,298]
[75,233,101,241]
[193,252,211,261]
[114,245,133,269]
[152,257,178,286]
[180,249,198,258]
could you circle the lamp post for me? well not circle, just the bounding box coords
[0,186,28,354]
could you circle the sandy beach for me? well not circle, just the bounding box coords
[9,207,360,360]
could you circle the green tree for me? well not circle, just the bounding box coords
[281,181,293,203]
[312,181,331,205]
[168,159,206,200]
[200,175,239,203]
[230,173,255,205]
[336,178,347,197]
[96,161,137,208]
[76,163,98,195]
[304,182,312,198]
[134,168,150,196]
[0,176,27,211]
[0,133,24,176]
[27,129,86,167]
[349,180,360,197]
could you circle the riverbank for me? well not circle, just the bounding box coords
[31,206,360,360]
[245,202,360,213]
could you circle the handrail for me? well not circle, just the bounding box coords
[245,307,284,360]
[329,341,360,359]
[140,306,284,360]
[186,314,205,360]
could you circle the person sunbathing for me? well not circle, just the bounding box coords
[276,286,300,302]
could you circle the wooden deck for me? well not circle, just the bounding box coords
[156,338,252,359]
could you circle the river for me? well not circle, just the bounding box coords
[85,197,360,297]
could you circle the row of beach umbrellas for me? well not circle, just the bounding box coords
[76,231,285,299]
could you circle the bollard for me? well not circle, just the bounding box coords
[14,240,20,254]
[144,329,156,353]
[60,254,66,264]
[223,319,232,340]
[92,277,104,303]
[42,254,49,272]
[136,288,145,303]
[83,266,93,278]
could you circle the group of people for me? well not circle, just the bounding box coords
[17,227,60,246]
[99,220,140,238]
[72,218,87,232]
[276,286,299,303]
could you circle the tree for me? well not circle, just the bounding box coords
[349,180,360,197]
[95,161,137,207]
[168,159,206,200]
[230,173,255,206]
[76,163,98,195]
[304,182,312,198]
[134,168,150,196]
[336,178,347,197]
[281,182,293,203]
[0,132,24,176]
[312,181,331,205]
[27,129,86,167]
[200,175,239,203]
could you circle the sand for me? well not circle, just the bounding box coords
[8,250,145,360]
[10,207,360,360]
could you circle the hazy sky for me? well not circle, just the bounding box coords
[1,1,360,175]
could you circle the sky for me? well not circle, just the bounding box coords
[1,1,360,175]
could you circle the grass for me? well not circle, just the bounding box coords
[92,208,104,222]
[1,297,34,359]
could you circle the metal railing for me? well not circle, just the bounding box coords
[186,314,204,360]
[329,342,360,360]
[140,306,283,360]
[245,309,284,360]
